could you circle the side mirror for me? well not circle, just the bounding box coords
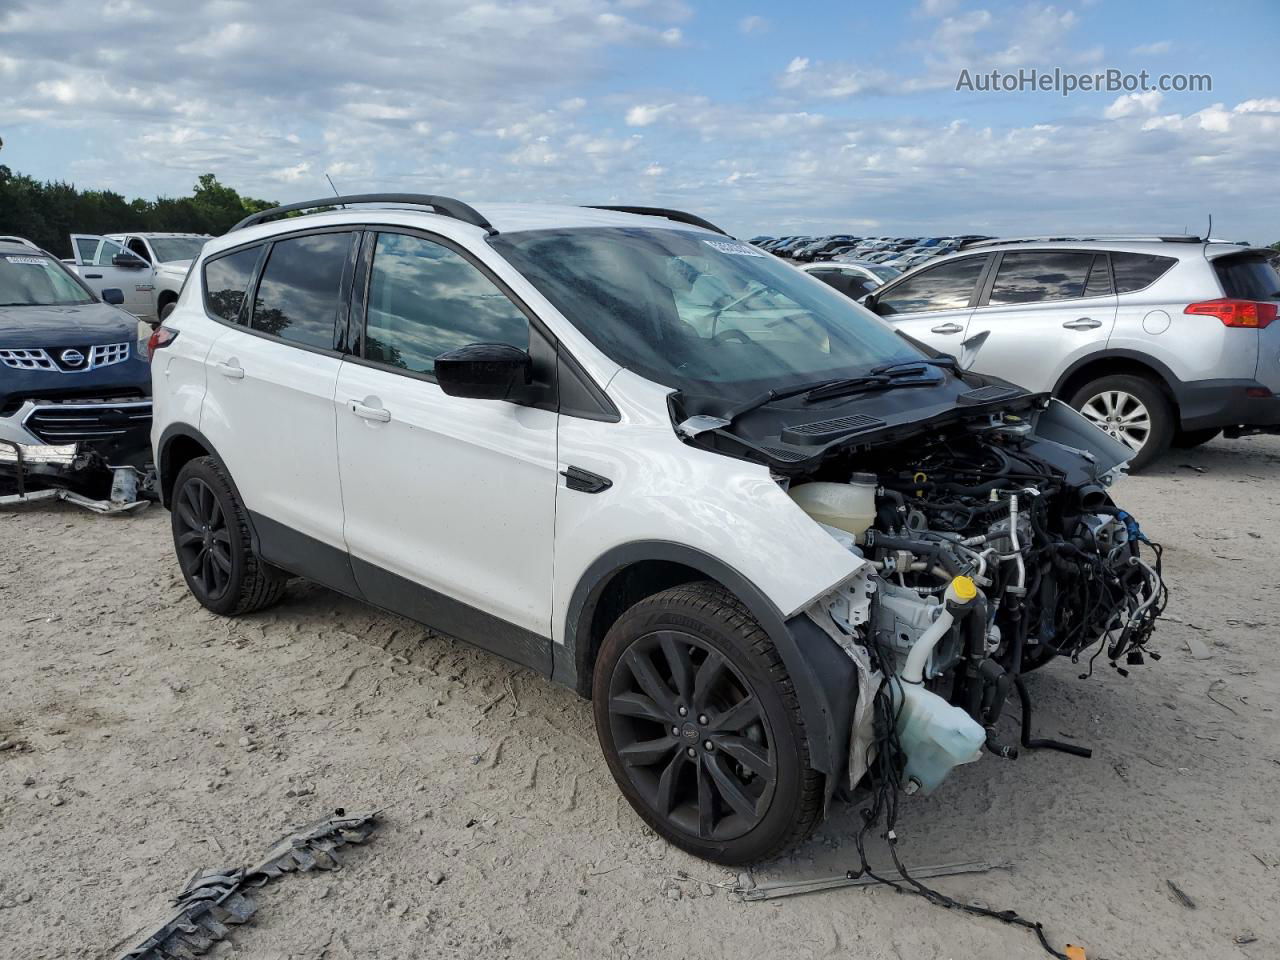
[112,253,148,268]
[101,288,125,305]
[434,342,532,401]
[859,292,877,310]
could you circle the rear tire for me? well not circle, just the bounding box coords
[171,456,288,616]
[1173,427,1220,449]
[592,582,823,864]
[158,300,177,321]
[1068,374,1174,472]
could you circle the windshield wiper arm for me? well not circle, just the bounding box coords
[869,356,957,376]
[676,376,863,438]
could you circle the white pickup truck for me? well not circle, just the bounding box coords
[67,232,210,326]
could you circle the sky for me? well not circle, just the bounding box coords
[1,0,1277,241]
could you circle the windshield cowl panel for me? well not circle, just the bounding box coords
[490,226,927,405]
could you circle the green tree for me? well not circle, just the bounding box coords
[0,168,277,255]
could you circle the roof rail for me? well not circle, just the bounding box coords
[0,235,40,249]
[959,234,1204,250]
[584,205,729,236]
[229,193,497,235]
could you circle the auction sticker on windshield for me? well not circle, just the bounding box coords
[4,256,47,265]
[703,239,765,257]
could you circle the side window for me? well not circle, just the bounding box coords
[94,238,124,266]
[251,232,354,350]
[73,237,98,262]
[1111,252,1176,294]
[987,251,1094,306]
[203,246,263,324]
[1083,255,1113,297]
[127,238,152,263]
[363,232,528,376]
[876,256,987,315]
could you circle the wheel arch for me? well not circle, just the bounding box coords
[560,541,856,782]
[158,423,265,554]
[1053,350,1182,414]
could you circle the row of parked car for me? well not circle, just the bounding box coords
[751,233,992,270]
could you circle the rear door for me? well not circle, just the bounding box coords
[334,228,558,671]
[199,229,358,589]
[962,250,1117,392]
[870,254,989,356]
[70,234,155,318]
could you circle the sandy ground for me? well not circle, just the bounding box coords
[2,436,1278,960]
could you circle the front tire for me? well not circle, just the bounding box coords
[1069,374,1174,472]
[592,582,823,864]
[171,456,287,616]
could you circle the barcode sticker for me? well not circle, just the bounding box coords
[703,239,765,258]
[4,255,47,265]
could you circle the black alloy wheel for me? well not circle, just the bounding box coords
[606,629,777,842]
[170,456,287,616]
[593,582,822,864]
[174,476,233,601]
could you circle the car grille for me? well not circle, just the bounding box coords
[23,398,152,444]
[0,348,55,371]
[0,342,131,373]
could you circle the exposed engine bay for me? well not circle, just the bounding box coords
[792,400,1167,796]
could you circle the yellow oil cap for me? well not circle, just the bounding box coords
[951,576,978,602]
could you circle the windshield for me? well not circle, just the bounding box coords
[0,252,94,306]
[491,227,923,399]
[149,237,206,263]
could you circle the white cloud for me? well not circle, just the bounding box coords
[625,102,674,126]
[1131,40,1172,55]
[738,15,768,34]
[1104,90,1163,119]
[272,161,311,182]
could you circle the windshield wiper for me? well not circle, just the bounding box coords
[869,356,957,376]
[675,376,862,437]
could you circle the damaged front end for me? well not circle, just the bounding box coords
[788,398,1166,796]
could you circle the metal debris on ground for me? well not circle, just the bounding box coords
[738,860,999,901]
[115,809,380,960]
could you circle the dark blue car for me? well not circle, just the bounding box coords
[0,238,152,492]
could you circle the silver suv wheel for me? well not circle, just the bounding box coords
[1079,389,1151,451]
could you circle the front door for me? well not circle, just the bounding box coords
[871,254,990,358]
[70,234,155,318]
[334,229,557,672]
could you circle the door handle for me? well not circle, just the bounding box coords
[1062,318,1102,330]
[350,400,391,423]
[930,322,964,335]
[215,361,245,380]
[85,273,102,279]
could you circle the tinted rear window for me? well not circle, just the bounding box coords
[1111,252,1176,293]
[251,233,354,349]
[1215,254,1280,301]
[988,251,1094,305]
[203,246,262,323]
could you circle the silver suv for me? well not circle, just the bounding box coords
[863,236,1280,469]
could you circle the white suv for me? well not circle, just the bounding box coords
[150,196,1164,864]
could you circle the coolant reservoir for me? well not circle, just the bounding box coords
[788,473,878,542]
[893,683,986,794]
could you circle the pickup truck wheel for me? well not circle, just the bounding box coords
[171,456,287,616]
[1069,374,1173,472]
[592,582,823,864]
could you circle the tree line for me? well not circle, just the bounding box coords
[0,168,276,257]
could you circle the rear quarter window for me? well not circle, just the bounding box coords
[203,245,264,324]
[1110,252,1177,294]
[1214,254,1280,301]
